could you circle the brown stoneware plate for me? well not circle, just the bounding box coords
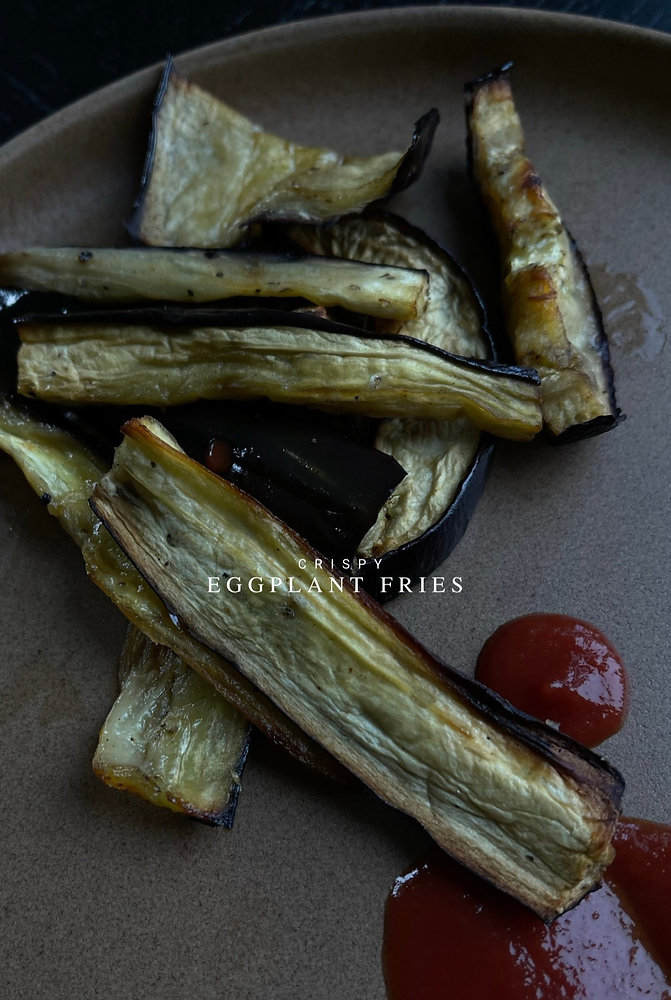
[1,7,670,998]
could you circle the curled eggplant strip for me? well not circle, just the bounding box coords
[290,213,491,559]
[130,64,438,249]
[94,625,250,826]
[17,319,542,441]
[0,246,428,322]
[0,395,105,545]
[466,65,622,440]
[0,396,346,781]
[91,415,623,921]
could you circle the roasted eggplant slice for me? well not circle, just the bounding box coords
[16,310,542,440]
[130,63,438,249]
[0,246,428,321]
[91,415,624,921]
[0,394,106,545]
[289,213,495,596]
[94,625,250,826]
[466,65,622,440]
[0,395,346,781]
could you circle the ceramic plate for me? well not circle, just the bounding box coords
[1,7,670,997]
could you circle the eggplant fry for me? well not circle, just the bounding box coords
[466,65,622,440]
[130,63,438,249]
[94,625,250,826]
[16,315,542,441]
[0,246,428,321]
[0,395,346,781]
[289,213,494,586]
[91,415,624,921]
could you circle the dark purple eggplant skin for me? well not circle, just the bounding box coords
[551,233,624,444]
[91,450,624,837]
[13,303,541,391]
[285,211,500,603]
[161,401,406,562]
[127,58,439,245]
[204,729,250,829]
[384,108,439,197]
[465,63,623,445]
[359,437,495,601]
[11,247,516,605]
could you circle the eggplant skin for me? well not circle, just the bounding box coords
[466,64,623,441]
[91,415,623,921]
[0,246,429,322]
[0,392,348,783]
[16,310,542,441]
[288,212,496,600]
[129,60,438,249]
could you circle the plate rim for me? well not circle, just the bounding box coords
[2,3,671,168]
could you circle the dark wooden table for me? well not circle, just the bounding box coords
[1,0,669,144]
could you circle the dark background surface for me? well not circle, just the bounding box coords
[1,0,669,145]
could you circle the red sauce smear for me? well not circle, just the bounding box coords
[205,439,233,477]
[383,817,671,999]
[474,613,629,746]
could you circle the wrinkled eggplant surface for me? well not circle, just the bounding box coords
[91,416,624,921]
[94,625,250,826]
[16,309,542,440]
[0,394,346,781]
[0,246,428,321]
[466,65,622,441]
[290,212,496,596]
[130,63,438,249]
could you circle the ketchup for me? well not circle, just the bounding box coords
[474,613,629,746]
[205,438,233,477]
[383,818,671,1000]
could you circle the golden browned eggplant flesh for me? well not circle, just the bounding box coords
[94,625,250,826]
[91,416,623,921]
[16,314,542,440]
[130,61,438,249]
[466,64,622,441]
[289,212,493,580]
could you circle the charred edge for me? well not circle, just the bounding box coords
[347,210,498,599]
[464,64,514,210]
[126,56,174,244]
[551,412,624,445]
[211,724,251,829]
[16,306,540,386]
[565,232,623,429]
[464,68,623,441]
[389,108,440,195]
[444,667,625,814]
[464,61,514,101]
[360,436,496,602]
[107,420,624,809]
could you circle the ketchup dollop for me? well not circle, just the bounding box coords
[383,818,671,1000]
[474,613,629,746]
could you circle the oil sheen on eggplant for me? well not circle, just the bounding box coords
[91,415,624,921]
[129,60,438,249]
[288,212,496,598]
[466,65,622,441]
